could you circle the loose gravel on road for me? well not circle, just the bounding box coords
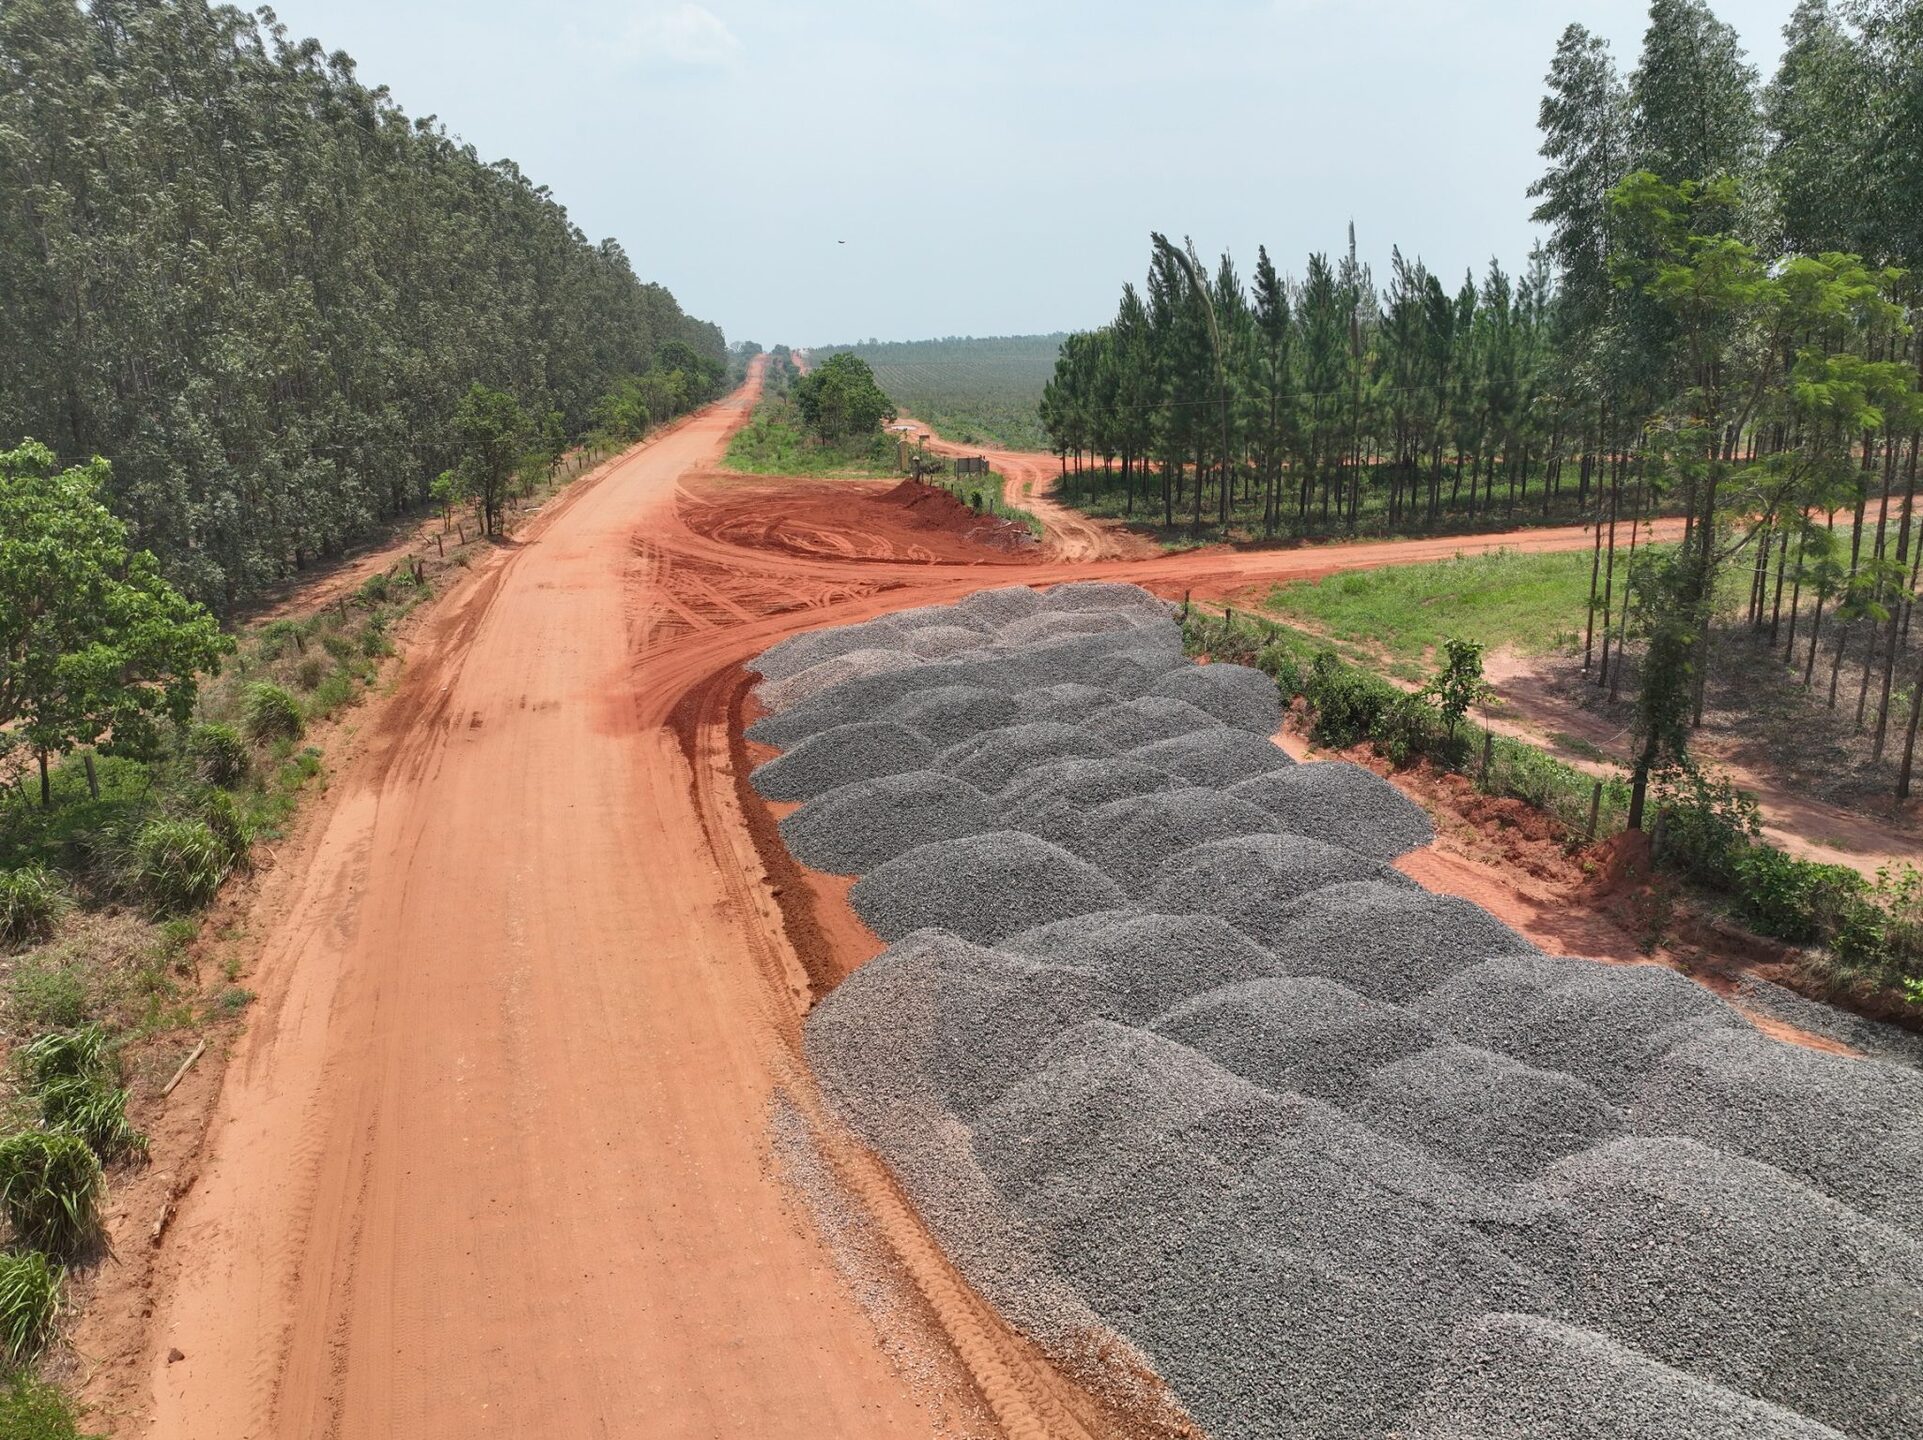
[749,583,1922,1440]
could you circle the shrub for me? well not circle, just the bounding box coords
[37,1075,144,1162]
[0,1251,61,1367]
[0,867,67,950]
[187,722,249,786]
[18,1026,110,1089]
[356,571,391,605]
[198,790,254,868]
[1375,693,1443,768]
[0,1132,103,1254]
[1304,651,1396,747]
[293,655,327,691]
[255,619,307,661]
[5,962,92,1031]
[1653,763,1760,886]
[242,682,304,743]
[131,817,230,913]
[1730,845,1864,944]
[1256,644,1307,702]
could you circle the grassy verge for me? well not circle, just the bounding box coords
[722,398,897,477]
[1261,548,1603,676]
[0,464,588,1428]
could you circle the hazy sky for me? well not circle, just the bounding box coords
[263,0,1796,348]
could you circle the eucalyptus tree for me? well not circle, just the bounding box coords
[1630,0,1765,187]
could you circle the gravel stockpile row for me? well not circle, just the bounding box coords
[778,771,998,875]
[1628,1028,1923,1238]
[756,647,921,714]
[1733,974,1923,1068]
[848,831,1126,944]
[1229,761,1434,860]
[749,721,933,802]
[1405,1312,1850,1439]
[1128,727,1294,787]
[759,586,1920,1440]
[1148,662,1283,734]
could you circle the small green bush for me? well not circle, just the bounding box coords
[293,654,328,691]
[0,1131,103,1255]
[1304,651,1397,748]
[18,1025,110,1089]
[0,1374,97,1440]
[255,619,307,661]
[37,1075,144,1162]
[0,867,67,950]
[0,1250,61,1367]
[242,682,304,743]
[1729,845,1865,944]
[5,962,92,1031]
[131,817,230,913]
[356,571,391,605]
[197,790,254,868]
[187,722,250,786]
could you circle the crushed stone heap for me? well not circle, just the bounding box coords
[746,583,1921,1440]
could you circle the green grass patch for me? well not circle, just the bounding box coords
[0,1374,98,1440]
[1261,547,1628,667]
[723,398,897,476]
[925,470,1043,539]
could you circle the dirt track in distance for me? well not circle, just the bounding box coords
[118,363,1700,1440]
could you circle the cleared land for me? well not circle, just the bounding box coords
[809,336,1065,451]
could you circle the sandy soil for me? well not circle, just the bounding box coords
[110,365,1770,1440]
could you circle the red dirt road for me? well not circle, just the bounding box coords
[129,371,1693,1440]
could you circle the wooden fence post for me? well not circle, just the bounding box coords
[82,751,99,802]
[436,533,444,558]
[1182,589,1191,620]
[1480,729,1494,784]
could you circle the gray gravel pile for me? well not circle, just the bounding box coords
[1127,728,1293,787]
[1080,695,1225,749]
[1420,955,1747,1099]
[1205,879,1527,998]
[755,647,921,714]
[969,1019,1552,1440]
[1229,761,1434,860]
[996,608,1143,648]
[1148,663,1283,734]
[935,721,1118,793]
[1043,579,1175,616]
[848,831,1126,944]
[1082,648,1180,697]
[902,623,993,659]
[1359,1043,1624,1182]
[950,584,1044,626]
[1153,976,1438,1105]
[998,757,1174,849]
[1012,683,1117,724]
[749,721,933,802]
[1733,974,1923,1068]
[1004,911,1285,1021]
[762,586,1923,1440]
[1145,834,1402,930]
[779,771,999,875]
[877,685,1018,747]
[1629,1029,1923,1238]
[1065,787,1284,896]
[750,616,907,681]
[1522,1137,1923,1440]
[1405,1311,1851,1439]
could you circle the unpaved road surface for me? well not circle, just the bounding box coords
[131,371,1700,1440]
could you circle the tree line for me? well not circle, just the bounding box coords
[0,0,726,610]
[1043,0,1923,814]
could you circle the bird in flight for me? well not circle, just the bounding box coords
[838,239,846,245]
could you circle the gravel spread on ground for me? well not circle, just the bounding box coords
[750,584,1920,1440]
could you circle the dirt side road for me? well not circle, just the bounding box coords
[135,387,1022,1440]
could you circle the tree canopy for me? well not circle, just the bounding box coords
[0,442,227,798]
[0,0,725,609]
[794,354,896,442]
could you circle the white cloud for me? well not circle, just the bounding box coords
[622,3,740,68]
